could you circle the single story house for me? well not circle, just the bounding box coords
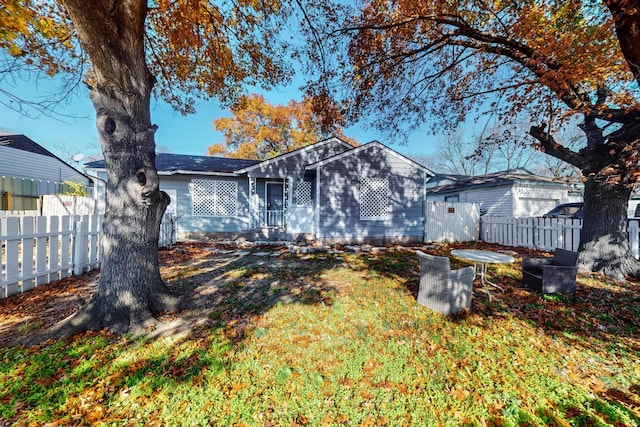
[425,169,583,217]
[0,134,93,211]
[84,137,434,243]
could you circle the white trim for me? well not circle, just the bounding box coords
[265,181,285,227]
[233,136,354,174]
[305,140,434,176]
[84,168,241,177]
[159,170,240,177]
[288,177,294,206]
[315,166,321,237]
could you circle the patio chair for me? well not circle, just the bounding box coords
[522,248,579,299]
[416,250,474,315]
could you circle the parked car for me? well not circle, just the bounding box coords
[543,203,584,219]
[546,200,640,219]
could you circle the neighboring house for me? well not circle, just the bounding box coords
[84,137,433,243]
[425,169,582,217]
[0,133,93,211]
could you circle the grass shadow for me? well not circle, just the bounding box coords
[2,241,639,426]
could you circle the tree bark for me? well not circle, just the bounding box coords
[531,123,640,279]
[579,178,640,279]
[47,0,185,336]
[607,0,640,87]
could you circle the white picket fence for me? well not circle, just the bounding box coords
[481,216,640,258]
[1,213,177,299]
[1,215,101,298]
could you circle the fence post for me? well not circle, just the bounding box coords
[35,216,47,285]
[73,218,88,275]
[4,217,20,298]
[21,216,34,292]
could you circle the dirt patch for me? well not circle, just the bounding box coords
[0,242,324,346]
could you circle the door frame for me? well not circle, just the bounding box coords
[264,181,285,227]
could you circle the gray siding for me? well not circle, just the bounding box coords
[159,175,252,238]
[317,144,425,242]
[248,138,351,179]
[0,146,90,186]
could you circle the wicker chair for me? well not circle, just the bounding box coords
[416,251,475,315]
[522,248,579,299]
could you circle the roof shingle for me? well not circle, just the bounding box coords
[84,153,260,174]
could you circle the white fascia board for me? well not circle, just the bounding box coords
[158,170,240,177]
[84,166,240,177]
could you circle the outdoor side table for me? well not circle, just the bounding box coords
[450,249,515,300]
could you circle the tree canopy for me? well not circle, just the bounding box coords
[207,93,354,159]
[1,0,294,114]
[312,1,636,148]
[304,0,640,278]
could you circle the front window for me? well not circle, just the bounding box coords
[360,177,389,220]
[191,179,237,217]
[295,180,312,206]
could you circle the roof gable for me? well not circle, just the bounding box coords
[0,134,58,158]
[1,133,93,183]
[233,136,355,174]
[305,140,434,176]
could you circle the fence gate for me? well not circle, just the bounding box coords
[425,201,480,242]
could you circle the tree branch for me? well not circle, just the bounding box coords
[529,124,586,169]
[606,0,640,86]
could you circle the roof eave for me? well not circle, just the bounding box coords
[159,170,242,177]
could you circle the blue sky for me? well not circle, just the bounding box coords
[1,77,437,164]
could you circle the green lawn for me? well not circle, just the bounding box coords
[1,243,639,426]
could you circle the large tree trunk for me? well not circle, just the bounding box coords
[43,0,184,337]
[79,86,182,334]
[579,178,640,279]
[530,123,640,280]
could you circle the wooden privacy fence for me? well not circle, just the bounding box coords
[425,201,480,242]
[1,214,177,299]
[481,216,640,258]
[41,195,96,216]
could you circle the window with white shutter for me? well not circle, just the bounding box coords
[360,177,389,220]
[295,180,312,206]
[191,179,238,217]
